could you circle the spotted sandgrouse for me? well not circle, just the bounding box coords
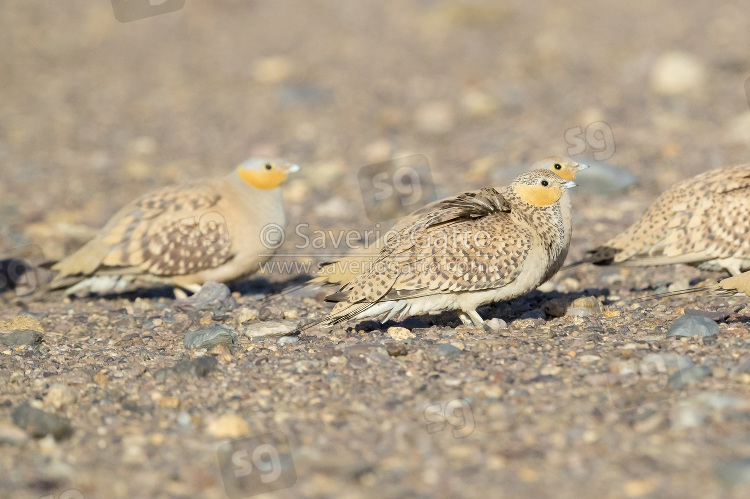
[49,157,299,295]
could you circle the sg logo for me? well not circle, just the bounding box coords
[423,399,475,438]
[359,154,437,223]
[217,431,297,498]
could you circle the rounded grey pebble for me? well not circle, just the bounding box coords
[183,325,237,350]
[277,336,299,345]
[1,329,42,347]
[666,315,719,338]
[437,343,463,357]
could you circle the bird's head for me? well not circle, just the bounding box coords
[532,155,589,182]
[235,158,300,190]
[512,169,577,207]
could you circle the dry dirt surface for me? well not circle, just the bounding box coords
[2,1,750,498]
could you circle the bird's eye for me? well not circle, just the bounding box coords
[541,180,549,187]
[553,163,562,170]
[265,163,273,170]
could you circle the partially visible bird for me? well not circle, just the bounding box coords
[641,270,750,302]
[296,169,577,332]
[569,164,750,276]
[48,157,299,296]
[309,155,588,288]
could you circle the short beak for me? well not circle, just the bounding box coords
[288,164,300,173]
[563,181,577,188]
[577,163,590,171]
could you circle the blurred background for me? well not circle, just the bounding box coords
[2,0,749,269]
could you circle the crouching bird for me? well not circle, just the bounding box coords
[569,163,750,276]
[306,155,587,289]
[48,157,299,296]
[296,169,577,332]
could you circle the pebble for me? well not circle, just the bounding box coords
[566,308,592,318]
[175,281,237,312]
[684,309,730,322]
[415,101,455,134]
[242,320,297,338]
[520,309,546,320]
[570,296,604,315]
[183,325,237,350]
[485,318,507,331]
[387,326,415,341]
[386,343,409,357]
[650,51,705,95]
[0,423,30,445]
[234,307,259,325]
[258,305,284,321]
[12,402,73,440]
[715,457,750,486]
[666,315,719,338]
[436,343,463,358]
[277,336,299,345]
[0,315,44,332]
[0,329,42,347]
[153,356,218,382]
[44,383,77,409]
[206,414,250,438]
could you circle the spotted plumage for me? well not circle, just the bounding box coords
[573,164,750,276]
[297,169,577,331]
[49,157,299,295]
[308,155,587,288]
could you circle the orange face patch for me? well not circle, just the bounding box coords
[238,168,288,190]
[514,184,563,207]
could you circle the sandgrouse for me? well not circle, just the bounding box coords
[49,157,299,295]
[297,169,577,332]
[571,163,750,276]
[310,155,587,288]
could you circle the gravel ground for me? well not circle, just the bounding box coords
[2,1,750,498]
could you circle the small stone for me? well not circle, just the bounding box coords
[624,478,656,497]
[715,457,750,487]
[437,343,463,358]
[258,305,284,321]
[277,336,298,345]
[542,298,568,318]
[415,101,455,134]
[12,402,73,441]
[0,329,42,347]
[650,51,705,95]
[234,308,259,325]
[283,309,299,320]
[0,315,44,333]
[570,296,604,315]
[485,318,507,331]
[0,423,30,445]
[578,355,601,365]
[386,343,409,357]
[44,384,77,409]
[520,309,545,320]
[667,315,719,339]
[242,321,297,338]
[175,281,237,312]
[684,309,730,322]
[154,356,218,382]
[206,414,250,439]
[183,325,237,350]
[251,56,293,84]
[566,307,591,318]
[387,326,415,341]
